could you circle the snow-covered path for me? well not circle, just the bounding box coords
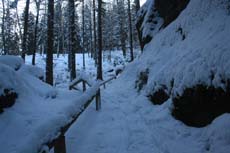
[65,75,209,153]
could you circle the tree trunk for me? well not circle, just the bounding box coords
[32,0,40,65]
[61,9,65,57]
[93,0,97,65]
[97,0,103,80]
[135,0,140,13]
[118,0,126,58]
[68,0,76,81]
[82,0,86,90]
[1,0,6,55]
[89,3,93,58]
[16,6,22,47]
[46,0,54,85]
[56,0,62,58]
[82,0,86,69]
[128,0,134,61]
[21,0,30,60]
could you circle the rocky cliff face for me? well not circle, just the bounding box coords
[136,0,190,50]
[155,0,190,27]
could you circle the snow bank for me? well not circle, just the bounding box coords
[203,114,230,153]
[0,57,101,153]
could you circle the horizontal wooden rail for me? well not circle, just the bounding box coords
[69,75,117,91]
[100,76,116,89]
[39,93,97,153]
[69,79,92,91]
[39,76,117,153]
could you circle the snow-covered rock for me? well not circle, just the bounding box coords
[133,0,230,126]
[0,55,24,70]
[138,0,230,95]
[18,64,45,81]
[0,63,21,95]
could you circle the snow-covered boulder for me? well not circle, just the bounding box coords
[134,0,230,127]
[0,64,19,112]
[0,58,54,113]
[0,55,24,70]
[18,65,45,81]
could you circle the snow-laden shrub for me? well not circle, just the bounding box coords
[0,55,24,70]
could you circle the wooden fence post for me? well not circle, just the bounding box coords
[54,134,66,153]
[96,89,101,111]
[82,81,86,91]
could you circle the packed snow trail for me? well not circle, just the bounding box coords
[65,75,211,153]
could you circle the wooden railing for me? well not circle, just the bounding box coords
[39,76,116,153]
